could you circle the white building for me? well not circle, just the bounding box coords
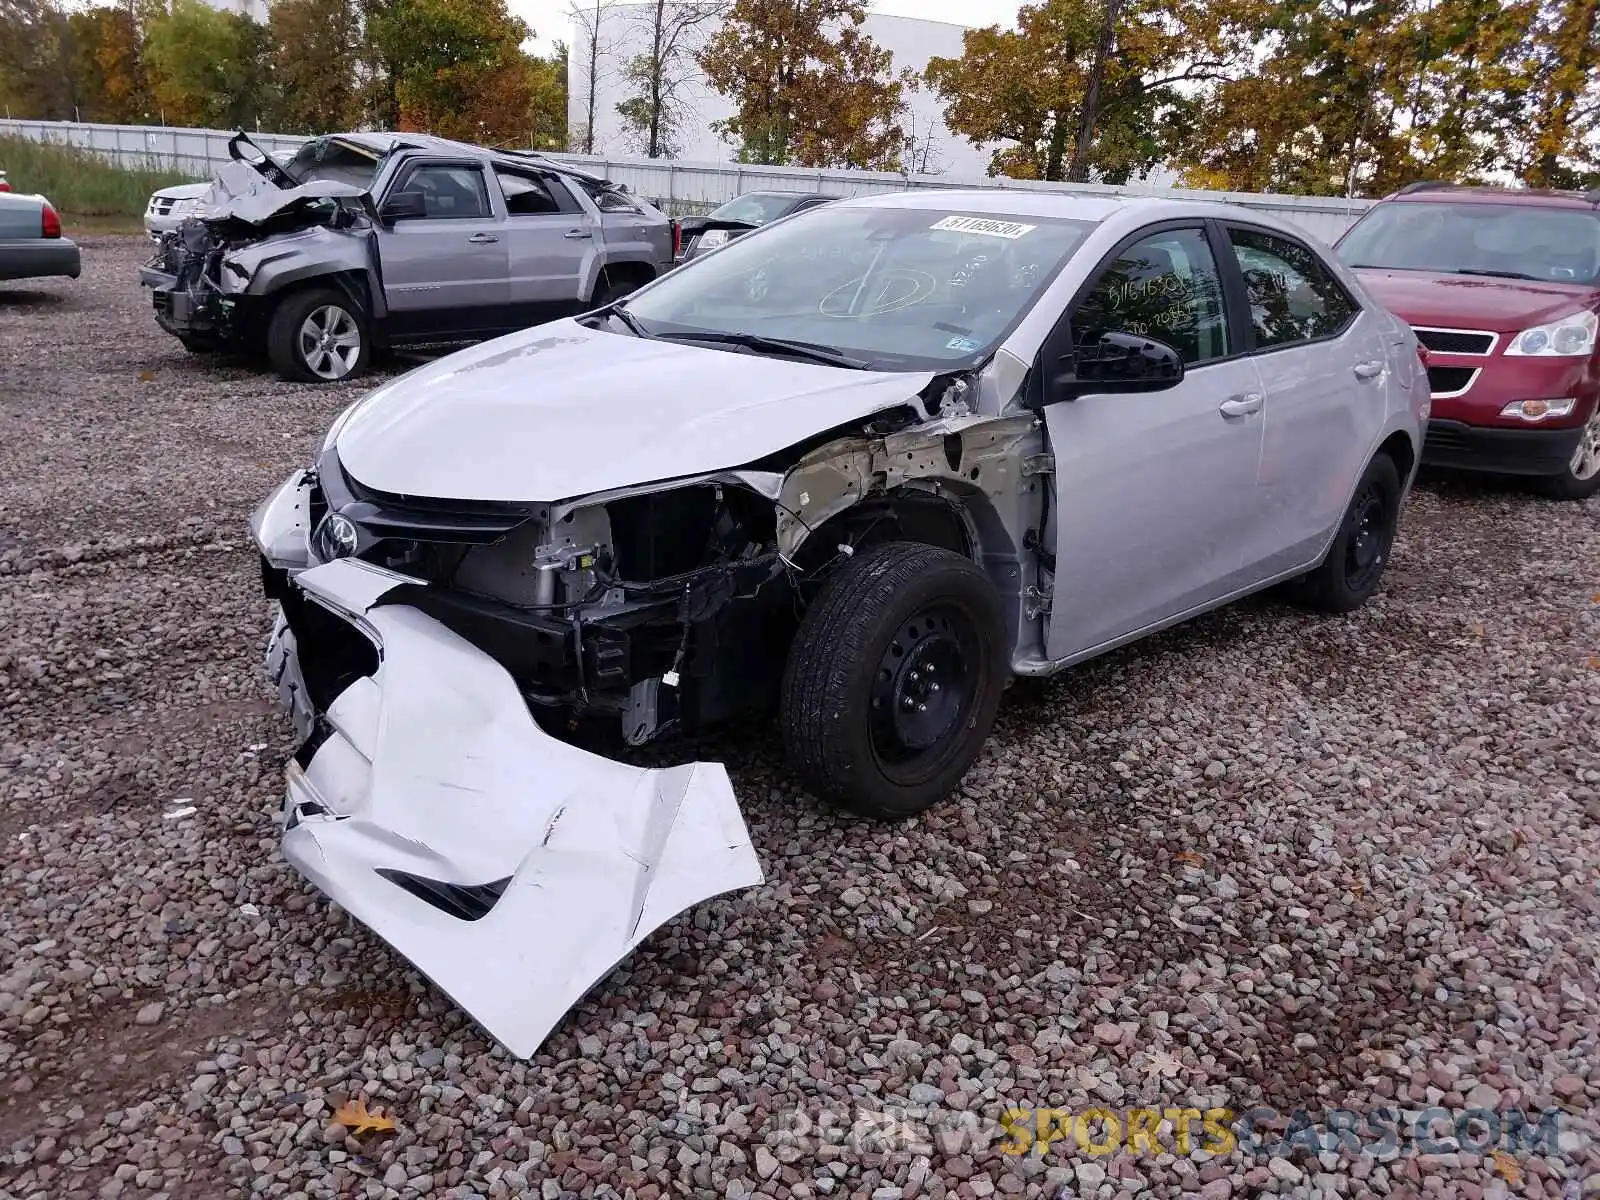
[567,5,1001,177]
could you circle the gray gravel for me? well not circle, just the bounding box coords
[2,237,1598,1200]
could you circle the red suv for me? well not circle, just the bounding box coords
[1335,182,1600,500]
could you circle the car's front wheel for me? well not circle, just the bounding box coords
[266,288,370,384]
[780,541,1008,820]
[1292,452,1402,613]
[1533,407,1600,500]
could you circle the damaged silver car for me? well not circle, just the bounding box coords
[139,132,673,382]
[250,191,1428,1057]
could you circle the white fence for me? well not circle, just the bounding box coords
[0,118,1375,242]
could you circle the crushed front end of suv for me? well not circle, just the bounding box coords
[139,131,672,383]
[250,191,1427,1057]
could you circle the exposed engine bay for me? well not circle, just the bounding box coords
[261,368,1043,755]
[140,156,375,347]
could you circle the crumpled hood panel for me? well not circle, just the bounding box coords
[333,319,935,502]
[195,160,367,226]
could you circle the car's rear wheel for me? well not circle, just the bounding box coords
[780,541,1007,821]
[1532,407,1600,500]
[267,288,370,384]
[1291,452,1402,613]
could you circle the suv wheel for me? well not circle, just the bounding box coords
[1290,452,1401,613]
[780,542,1007,821]
[1533,407,1600,500]
[267,288,370,383]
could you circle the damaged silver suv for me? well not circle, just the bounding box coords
[250,190,1426,1058]
[139,132,673,382]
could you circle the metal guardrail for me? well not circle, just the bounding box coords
[0,118,1375,240]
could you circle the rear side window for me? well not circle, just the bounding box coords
[396,165,491,220]
[1072,227,1231,365]
[495,168,565,216]
[1228,227,1357,349]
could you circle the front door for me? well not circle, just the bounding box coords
[375,160,510,340]
[1043,224,1268,661]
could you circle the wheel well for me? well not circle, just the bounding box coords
[597,260,657,295]
[1377,430,1416,482]
[791,488,974,576]
[264,271,372,324]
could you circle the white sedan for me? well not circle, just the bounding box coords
[249,189,1428,1060]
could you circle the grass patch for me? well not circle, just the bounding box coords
[0,136,202,218]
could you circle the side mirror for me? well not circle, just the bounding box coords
[1051,330,1185,399]
[379,190,428,223]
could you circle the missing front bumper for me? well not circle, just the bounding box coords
[265,558,764,1059]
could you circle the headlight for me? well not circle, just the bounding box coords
[698,228,730,250]
[1505,311,1597,357]
[1500,398,1577,421]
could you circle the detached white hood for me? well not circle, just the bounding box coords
[333,319,935,502]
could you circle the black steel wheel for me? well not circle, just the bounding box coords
[1342,477,1392,596]
[867,604,982,786]
[781,541,1007,820]
[1292,452,1402,613]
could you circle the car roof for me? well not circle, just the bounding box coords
[830,188,1197,224]
[733,190,836,199]
[306,132,609,183]
[1382,183,1600,212]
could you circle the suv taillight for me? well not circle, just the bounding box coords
[41,202,61,239]
[671,219,681,259]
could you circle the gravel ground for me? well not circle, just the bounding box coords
[1,236,1597,1200]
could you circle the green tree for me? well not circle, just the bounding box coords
[1171,0,1535,196]
[0,0,73,120]
[66,4,150,124]
[1509,0,1600,185]
[269,0,361,133]
[368,0,556,145]
[527,42,569,150]
[697,0,910,168]
[143,0,278,128]
[924,0,1250,183]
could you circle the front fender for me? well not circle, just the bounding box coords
[224,229,387,319]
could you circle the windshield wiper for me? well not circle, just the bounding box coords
[1456,268,1546,281]
[603,305,654,338]
[657,330,869,369]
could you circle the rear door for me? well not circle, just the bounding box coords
[493,165,593,319]
[374,159,510,339]
[1042,222,1270,661]
[1219,221,1387,574]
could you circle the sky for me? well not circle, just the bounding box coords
[509,0,1019,54]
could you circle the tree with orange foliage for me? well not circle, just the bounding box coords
[697,0,911,169]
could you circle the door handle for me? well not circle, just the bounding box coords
[1353,360,1384,380]
[1218,392,1263,418]
[467,233,499,244]
[564,229,593,239]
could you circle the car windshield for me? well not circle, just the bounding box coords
[620,206,1096,370]
[708,193,810,225]
[1337,200,1600,284]
[281,138,386,191]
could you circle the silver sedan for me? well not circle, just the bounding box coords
[0,189,79,283]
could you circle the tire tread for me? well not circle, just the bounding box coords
[780,542,1004,820]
